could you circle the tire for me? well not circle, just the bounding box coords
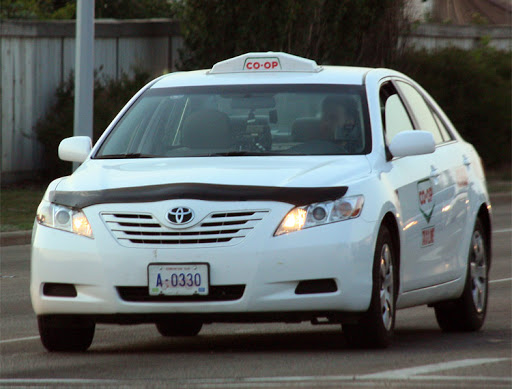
[155,319,203,337]
[38,315,95,352]
[434,218,489,332]
[343,224,397,348]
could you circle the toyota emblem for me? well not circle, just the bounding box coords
[167,207,194,225]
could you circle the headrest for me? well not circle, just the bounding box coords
[182,110,232,148]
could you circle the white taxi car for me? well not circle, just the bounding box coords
[31,52,491,351]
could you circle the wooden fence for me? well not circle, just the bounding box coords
[1,19,182,182]
[407,23,511,51]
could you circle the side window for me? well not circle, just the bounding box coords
[396,81,444,144]
[432,110,453,142]
[380,82,413,143]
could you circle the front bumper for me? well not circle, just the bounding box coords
[30,200,377,320]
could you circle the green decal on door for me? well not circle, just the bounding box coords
[418,179,435,223]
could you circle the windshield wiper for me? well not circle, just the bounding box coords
[208,151,282,157]
[94,153,160,159]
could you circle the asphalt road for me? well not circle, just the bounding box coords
[1,196,510,388]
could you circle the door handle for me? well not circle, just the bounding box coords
[463,155,471,167]
[430,166,440,179]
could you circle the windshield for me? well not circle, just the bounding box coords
[95,84,371,158]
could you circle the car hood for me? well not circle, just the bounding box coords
[55,156,371,194]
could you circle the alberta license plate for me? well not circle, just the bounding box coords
[148,264,209,296]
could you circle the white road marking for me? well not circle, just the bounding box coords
[359,357,509,379]
[490,277,512,284]
[234,329,256,334]
[0,359,510,387]
[0,335,39,344]
[193,358,511,387]
[412,375,512,382]
[5,376,507,388]
[194,377,512,389]
[0,379,118,385]
[494,228,512,234]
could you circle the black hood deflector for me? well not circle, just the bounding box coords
[50,183,348,209]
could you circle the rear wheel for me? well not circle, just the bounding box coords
[343,224,397,348]
[38,315,95,352]
[434,218,489,331]
[156,318,203,337]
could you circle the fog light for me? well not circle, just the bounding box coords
[43,283,77,297]
[295,279,337,294]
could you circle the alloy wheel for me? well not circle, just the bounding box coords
[470,230,487,313]
[380,243,394,331]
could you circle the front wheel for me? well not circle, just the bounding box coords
[38,315,95,352]
[434,218,489,331]
[343,224,397,348]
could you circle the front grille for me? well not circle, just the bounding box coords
[102,210,268,247]
[116,285,245,302]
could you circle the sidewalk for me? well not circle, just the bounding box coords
[2,192,509,248]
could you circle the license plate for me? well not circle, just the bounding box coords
[148,264,209,296]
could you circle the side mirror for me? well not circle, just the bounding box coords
[58,136,92,163]
[389,130,435,158]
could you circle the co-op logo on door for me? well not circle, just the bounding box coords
[417,179,435,223]
[167,207,194,225]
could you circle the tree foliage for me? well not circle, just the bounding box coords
[1,0,176,19]
[177,0,409,69]
[393,46,511,170]
[35,70,152,178]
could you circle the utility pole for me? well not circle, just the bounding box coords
[73,0,94,170]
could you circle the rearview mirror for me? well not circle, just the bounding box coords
[58,136,92,163]
[389,130,435,158]
[231,95,276,109]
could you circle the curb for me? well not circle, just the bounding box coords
[1,230,32,247]
[1,193,509,247]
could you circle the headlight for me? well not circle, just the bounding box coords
[275,195,364,236]
[36,201,93,238]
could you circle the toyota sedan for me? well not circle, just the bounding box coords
[31,52,491,351]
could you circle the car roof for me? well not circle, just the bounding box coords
[151,52,375,89]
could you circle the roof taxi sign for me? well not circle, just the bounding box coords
[244,57,281,71]
[209,52,322,74]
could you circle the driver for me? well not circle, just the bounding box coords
[319,96,356,141]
